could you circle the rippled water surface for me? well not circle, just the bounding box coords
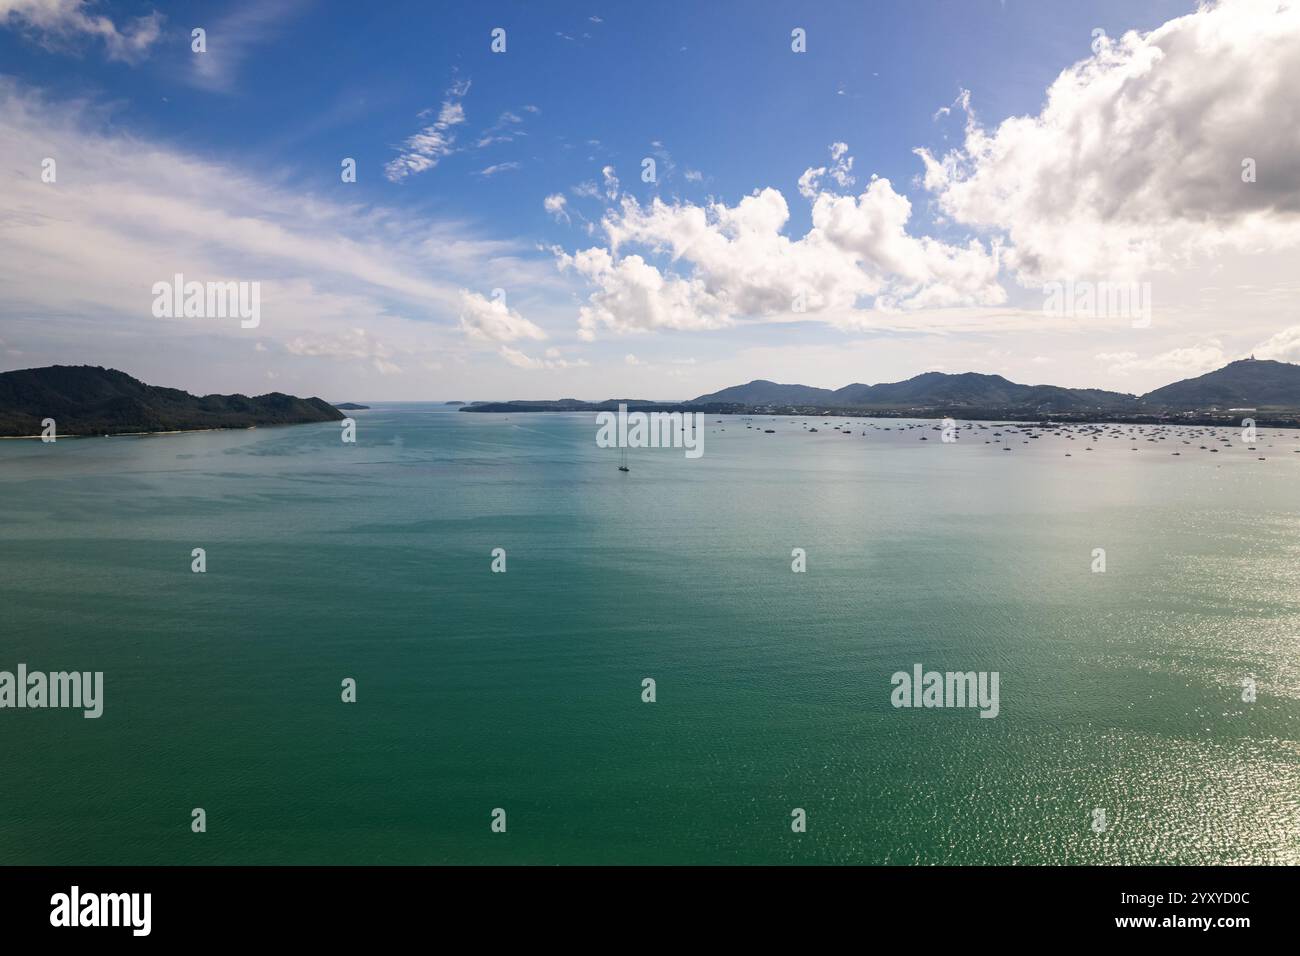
[1,407,1297,864]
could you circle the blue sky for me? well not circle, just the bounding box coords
[2,0,1298,400]
[7,0,1186,238]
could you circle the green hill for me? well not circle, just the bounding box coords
[0,365,345,436]
[1139,358,1300,408]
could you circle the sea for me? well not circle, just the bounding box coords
[1,405,1297,864]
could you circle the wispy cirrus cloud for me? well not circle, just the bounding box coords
[0,78,564,395]
[188,0,309,92]
[386,82,539,183]
[499,345,589,370]
[474,110,526,148]
[1096,345,1227,377]
[0,0,162,63]
[384,77,472,182]
[476,161,521,177]
[284,327,403,376]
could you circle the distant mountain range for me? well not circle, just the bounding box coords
[692,371,1136,413]
[6,360,1298,436]
[0,366,344,436]
[463,359,1300,421]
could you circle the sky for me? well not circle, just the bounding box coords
[2,0,1299,401]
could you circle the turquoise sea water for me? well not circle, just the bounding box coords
[1,405,1297,864]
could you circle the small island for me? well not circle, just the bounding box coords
[0,365,346,437]
[334,403,370,410]
[444,401,466,406]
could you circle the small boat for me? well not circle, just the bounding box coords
[618,445,630,472]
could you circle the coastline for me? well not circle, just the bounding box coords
[0,423,333,440]
[458,404,1300,429]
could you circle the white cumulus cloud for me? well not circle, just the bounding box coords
[554,142,1004,338]
[543,193,570,223]
[458,290,547,343]
[916,0,1300,284]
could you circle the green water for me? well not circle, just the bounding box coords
[1,406,1297,864]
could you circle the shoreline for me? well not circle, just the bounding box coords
[0,428,230,440]
[458,406,1300,430]
[0,422,335,440]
